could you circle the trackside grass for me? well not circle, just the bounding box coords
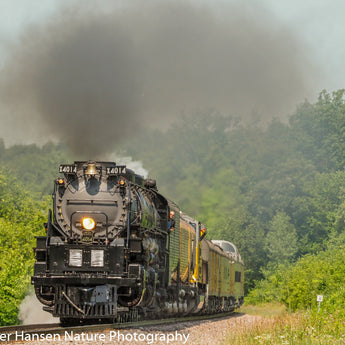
[223,304,345,344]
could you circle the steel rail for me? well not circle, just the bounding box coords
[1,311,243,342]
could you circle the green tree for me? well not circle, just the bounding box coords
[0,142,71,197]
[213,207,266,291]
[290,89,345,172]
[265,211,297,266]
[0,170,47,325]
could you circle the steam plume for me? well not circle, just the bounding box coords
[18,292,59,325]
[0,0,316,156]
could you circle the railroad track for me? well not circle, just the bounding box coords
[0,311,242,342]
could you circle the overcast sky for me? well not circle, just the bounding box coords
[0,0,344,148]
[266,0,345,91]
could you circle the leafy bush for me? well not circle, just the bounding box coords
[247,244,345,315]
[0,171,47,325]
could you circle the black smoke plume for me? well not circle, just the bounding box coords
[0,1,316,156]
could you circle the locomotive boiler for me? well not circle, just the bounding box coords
[31,161,244,324]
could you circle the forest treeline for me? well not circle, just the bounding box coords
[1,89,345,324]
[124,89,345,289]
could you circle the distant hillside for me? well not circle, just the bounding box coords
[0,141,71,196]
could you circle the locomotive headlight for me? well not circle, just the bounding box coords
[82,217,96,230]
[57,178,65,185]
[91,250,104,267]
[69,249,82,267]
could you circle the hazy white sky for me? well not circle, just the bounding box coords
[266,0,345,91]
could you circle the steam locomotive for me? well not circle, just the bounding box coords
[31,161,244,324]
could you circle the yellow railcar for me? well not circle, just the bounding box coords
[168,207,244,314]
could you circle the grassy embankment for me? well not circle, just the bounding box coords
[223,303,345,345]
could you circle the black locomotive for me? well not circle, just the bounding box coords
[32,161,244,323]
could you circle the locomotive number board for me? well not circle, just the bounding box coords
[59,164,77,174]
[106,166,127,175]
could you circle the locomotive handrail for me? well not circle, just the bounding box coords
[46,209,68,246]
[66,199,118,205]
[126,182,132,248]
[69,211,109,243]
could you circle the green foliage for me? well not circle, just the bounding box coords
[0,142,71,197]
[247,244,345,316]
[0,171,47,325]
[245,265,287,305]
[213,209,266,291]
[265,212,297,266]
[289,89,345,172]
